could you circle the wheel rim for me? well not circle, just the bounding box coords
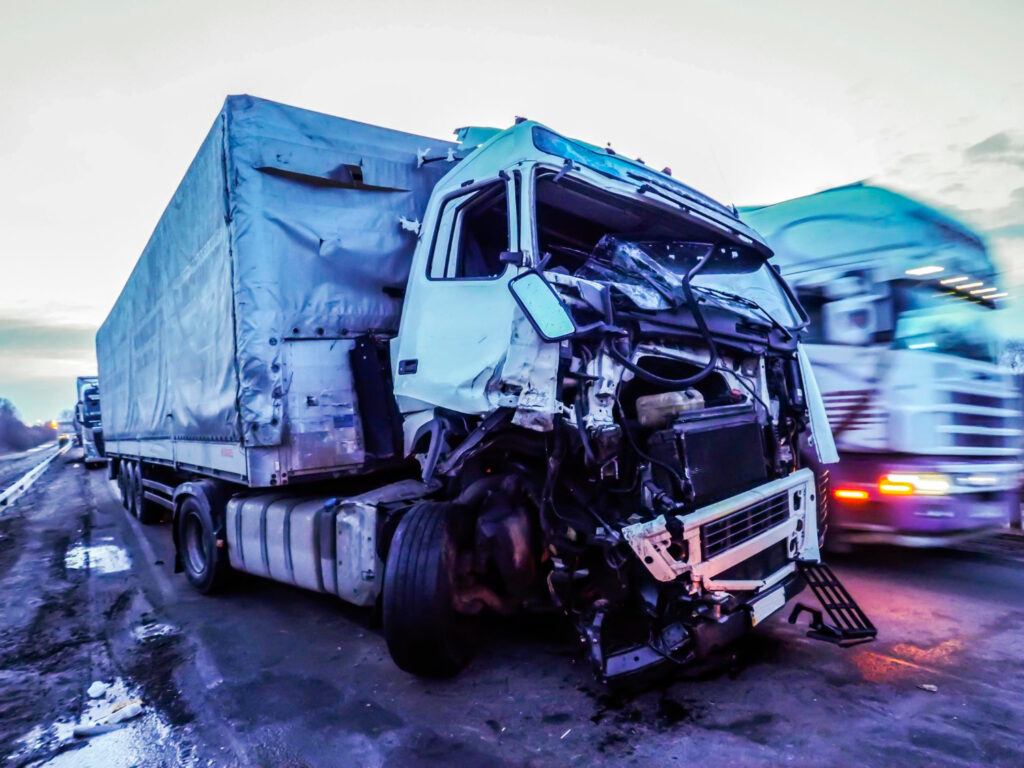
[183,512,208,576]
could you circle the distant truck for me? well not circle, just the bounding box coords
[74,376,106,468]
[97,96,873,681]
[743,184,1022,547]
[55,419,75,447]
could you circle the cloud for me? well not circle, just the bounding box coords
[0,314,96,358]
[964,132,1024,168]
[988,223,1024,239]
[0,314,97,421]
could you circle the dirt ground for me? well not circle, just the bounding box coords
[1,450,1023,767]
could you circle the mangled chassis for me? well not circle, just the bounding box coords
[378,122,841,681]
[405,322,829,681]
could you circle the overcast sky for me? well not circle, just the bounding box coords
[1,0,1022,422]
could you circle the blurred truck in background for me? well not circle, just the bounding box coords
[743,184,1022,547]
[97,96,874,682]
[74,375,106,468]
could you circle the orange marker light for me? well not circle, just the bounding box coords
[834,488,869,501]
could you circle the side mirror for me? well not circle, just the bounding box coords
[508,271,577,342]
[823,296,878,345]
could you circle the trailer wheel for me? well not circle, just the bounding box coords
[117,463,130,511]
[177,496,229,594]
[382,501,478,677]
[130,464,162,525]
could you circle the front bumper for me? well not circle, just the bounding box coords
[623,468,820,593]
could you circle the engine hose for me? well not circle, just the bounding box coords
[606,250,719,388]
[573,392,598,467]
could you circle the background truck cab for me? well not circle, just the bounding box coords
[743,184,1022,546]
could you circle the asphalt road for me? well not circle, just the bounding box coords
[2,451,1023,767]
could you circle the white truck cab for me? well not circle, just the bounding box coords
[744,184,1022,547]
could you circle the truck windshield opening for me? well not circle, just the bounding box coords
[534,170,802,328]
[893,283,997,362]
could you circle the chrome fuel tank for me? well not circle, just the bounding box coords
[225,480,426,606]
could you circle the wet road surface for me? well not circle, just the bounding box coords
[1,451,1022,767]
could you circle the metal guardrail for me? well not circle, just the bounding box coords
[0,444,69,511]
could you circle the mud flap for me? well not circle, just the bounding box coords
[788,561,877,647]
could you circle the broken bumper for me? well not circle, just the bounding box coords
[623,468,821,592]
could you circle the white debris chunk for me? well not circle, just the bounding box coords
[87,680,111,699]
[73,698,144,738]
[398,216,421,235]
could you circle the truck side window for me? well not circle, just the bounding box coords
[796,290,826,343]
[429,182,510,279]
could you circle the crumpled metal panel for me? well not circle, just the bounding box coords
[97,95,454,454]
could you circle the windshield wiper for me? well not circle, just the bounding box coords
[692,285,793,340]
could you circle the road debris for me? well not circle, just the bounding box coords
[918,684,939,693]
[87,680,111,698]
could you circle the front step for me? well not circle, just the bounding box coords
[788,561,877,647]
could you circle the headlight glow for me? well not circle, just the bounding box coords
[879,473,951,496]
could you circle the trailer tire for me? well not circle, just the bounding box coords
[117,463,130,511]
[127,462,141,518]
[177,496,229,594]
[382,501,478,677]
[130,464,162,525]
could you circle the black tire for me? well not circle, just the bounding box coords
[125,462,138,516]
[117,463,130,511]
[382,501,478,677]
[176,496,229,594]
[131,463,162,525]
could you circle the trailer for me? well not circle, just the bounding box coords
[98,95,874,681]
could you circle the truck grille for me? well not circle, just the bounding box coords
[942,378,1021,454]
[823,391,887,429]
[700,490,790,559]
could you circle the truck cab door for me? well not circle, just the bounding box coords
[393,175,527,415]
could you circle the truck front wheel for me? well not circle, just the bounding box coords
[177,496,229,594]
[382,501,478,677]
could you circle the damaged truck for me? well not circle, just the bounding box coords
[96,95,874,681]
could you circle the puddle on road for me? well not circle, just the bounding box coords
[64,538,132,575]
[9,677,197,768]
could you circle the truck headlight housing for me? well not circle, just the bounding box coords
[878,472,951,496]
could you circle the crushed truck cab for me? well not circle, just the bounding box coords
[97,96,872,683]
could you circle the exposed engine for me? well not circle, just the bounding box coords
[425,235,825,681]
